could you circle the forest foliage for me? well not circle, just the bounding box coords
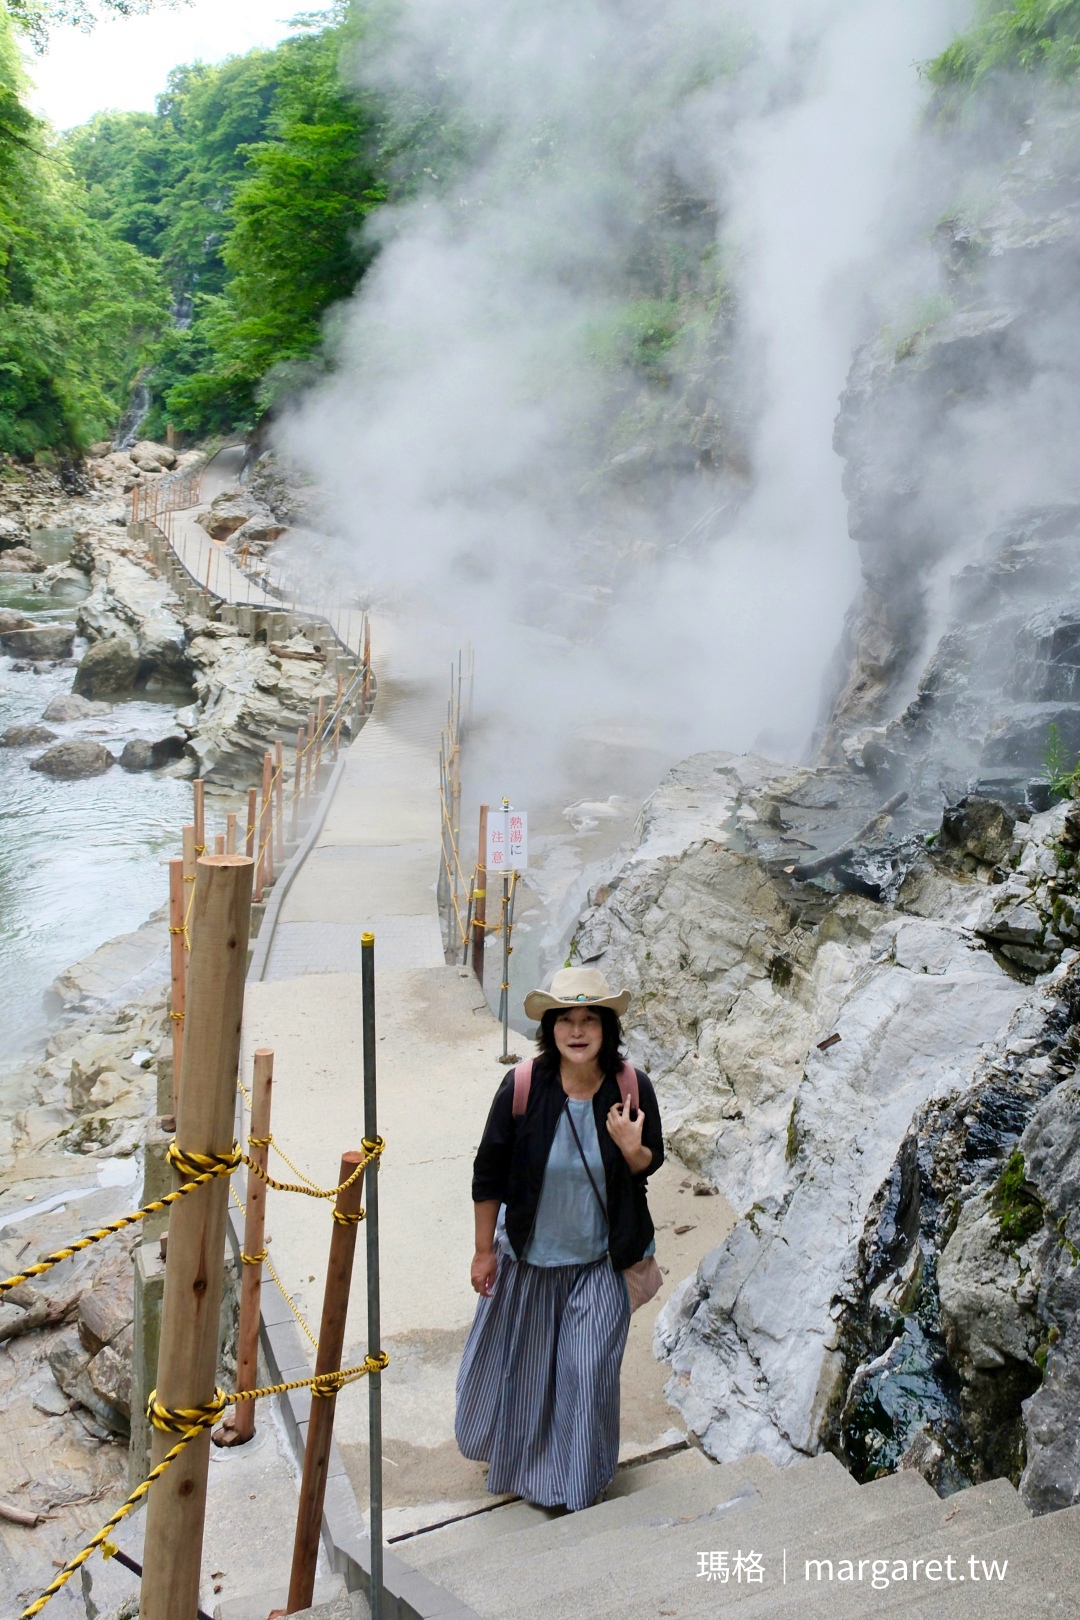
[0,1,385,454]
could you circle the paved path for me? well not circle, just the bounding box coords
[166,446,365,655]
[235,621,735,1541]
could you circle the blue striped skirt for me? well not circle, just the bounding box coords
[455,1248,631,1512]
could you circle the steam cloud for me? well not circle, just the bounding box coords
[282,0,966,798]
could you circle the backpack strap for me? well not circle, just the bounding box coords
[617,1061,640,1113]
[512,1058,535,1118]
[513,1057,639,1117]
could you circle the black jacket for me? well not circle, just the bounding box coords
[471,1056,665,1270]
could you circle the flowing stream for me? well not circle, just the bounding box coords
[0,534,194,1061]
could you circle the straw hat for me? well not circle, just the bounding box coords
[523,966,631,1022]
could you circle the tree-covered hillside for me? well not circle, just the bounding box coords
[0,5,166,456]
[62,6,385,439]
[0,2,386,456]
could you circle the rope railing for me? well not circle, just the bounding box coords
[7,1131,388,1618]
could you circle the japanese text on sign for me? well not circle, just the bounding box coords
[486,807,528,871]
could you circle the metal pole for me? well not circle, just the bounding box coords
[361,933,383,1620]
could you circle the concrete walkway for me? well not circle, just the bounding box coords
[166,446,365,655]
[236,625,735,1542]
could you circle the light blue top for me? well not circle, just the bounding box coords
[523,1097,608,1267]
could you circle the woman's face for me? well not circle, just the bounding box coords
[552,1006,604,1068]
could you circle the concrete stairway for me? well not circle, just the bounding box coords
[384,1446,1080,1618]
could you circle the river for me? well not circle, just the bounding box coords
[0,533,196,1061]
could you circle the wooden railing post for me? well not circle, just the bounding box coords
[167,857,185,1118]
[140,855,254,1620]
[472,803,489,986]
[285,1149,367,1612]
[213,1048,272,1448]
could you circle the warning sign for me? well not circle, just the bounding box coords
[487,807,528,871]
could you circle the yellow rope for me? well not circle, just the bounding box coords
[21,1355,390,1619]
[228,1183,319,1350]
[0,1137,384,1299]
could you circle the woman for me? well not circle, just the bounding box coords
[455,966,664,1512]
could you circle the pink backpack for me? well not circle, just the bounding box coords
[512,1058,639,1117]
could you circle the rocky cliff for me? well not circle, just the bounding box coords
[571,97,1080,1511]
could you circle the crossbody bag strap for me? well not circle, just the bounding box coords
[563,1099,608,1221]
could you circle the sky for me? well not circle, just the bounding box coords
[24,0,316,130]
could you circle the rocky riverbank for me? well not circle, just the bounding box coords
[0,912,171,1614]
[0,445,344,788]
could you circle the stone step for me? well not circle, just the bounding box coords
[756,1499,1079,1620]
[396,1450,779,1572]
[409,1452,878,1600]
[430,1469,1029,1620]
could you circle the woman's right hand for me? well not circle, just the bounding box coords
[471,1248,498,1296]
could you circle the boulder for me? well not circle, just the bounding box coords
[232,514,287,549]
[42,691,111,722]
[119,735,187,772]
[0,515,25,551]
[0,545,45,573]
[0,609,32,634]
[30,740,115,779]
[0,622,76,660]
[72,636,140,697]
[197,495,259,541]
[78,1274,133,1356]
[86,441,113,458]
[939,795,1017,867]
[0,724,57,747]
[130,438,177,470]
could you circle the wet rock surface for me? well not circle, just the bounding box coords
[0,623,76,660]
[0,545,45,573]
[72,635,142,698]
[29,740,116,780]
[574,751,1080,1487]
[0,724,57,747]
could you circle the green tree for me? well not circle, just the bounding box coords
[928,1,1080,88]
[0,8,168,454]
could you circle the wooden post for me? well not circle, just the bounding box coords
[304,716,315,801]
[291,727,303,840]
[140,855,254,1620]
[214,834,225,855]
[193,779,205,858]
[285,1149,367,1613]
[226,811,237,855]
[256,750,273,901]
[472,803,489,985]
[362,618,371,712]
[213,1049,272,1448]
[275,739,285,863]
[333,676,343,762]
[315,695,325,778]
[246,787,257,859]
[167,858,185,1117]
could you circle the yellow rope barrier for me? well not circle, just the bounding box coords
[228,1183,319,1349]
[21,1355,390,1618]
[0,1138,384,1299]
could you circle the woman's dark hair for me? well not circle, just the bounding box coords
[537,1005,625,1081]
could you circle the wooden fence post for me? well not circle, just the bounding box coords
[275,739,285,862]
[140,855,254,1620]
[246,787,257,859]
[193,778,205,858]
[472,803,489,985]
[285,1150,367,1613]
[213,1048,272,1448]
[291,727,303,840]
[167,858,185,1118]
